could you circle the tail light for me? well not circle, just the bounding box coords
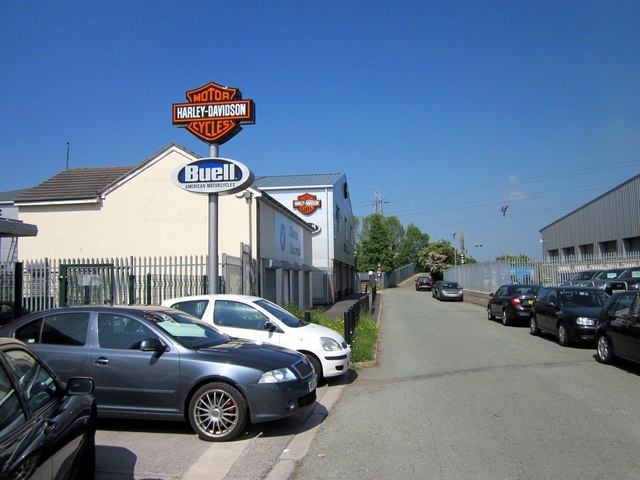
[511,297,522,306]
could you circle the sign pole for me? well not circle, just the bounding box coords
[209,143,219,294]
[172,82,255,295]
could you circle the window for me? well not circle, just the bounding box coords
[610,293,636,318]
[5,349,58,412]
[14,313,89,346]
[98,314,157,350]
[213,301,268,330]
[0,363,26,436]
[169,299,209,319]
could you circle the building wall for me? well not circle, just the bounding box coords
[541,174,640,259]
[13,144,314,308]
[17,147,209,259]
[257,174,355,302]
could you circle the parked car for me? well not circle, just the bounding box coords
[581,268,627,294]
[530,286,609,346]
[0,338,96,480]
[487,284,542,326]
[162,294,350,380]
[614,266,640,291]
[595,290,640,365]
[432,281,463,302]
[415,276,433,291]
[561,270,602,286]
[0,305,317,442]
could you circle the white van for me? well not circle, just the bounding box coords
[161,294,351,379]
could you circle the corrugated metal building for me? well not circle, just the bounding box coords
[540,173,640,260]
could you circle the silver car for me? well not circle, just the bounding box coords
[0,305,317,442]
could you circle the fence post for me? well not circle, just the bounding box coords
[145,273,152,305]
[13,262,23,318]
[128,274,136,305]
[58,264,68,307]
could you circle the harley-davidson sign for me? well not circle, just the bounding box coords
[172,82,255,144]
[293,193,322,215]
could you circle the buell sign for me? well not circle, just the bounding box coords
[172,82,255,144]
[293,193,322,215]
[172,157,253,195]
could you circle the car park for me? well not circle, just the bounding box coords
[432,281,463,302]
[0,305,317,442]
[415,276,433,291]
[0,338,96,480]
[530,286,609,346]
[162,294,350,380]
[487,284,542,326]
[595,290,640,365]
[561,270,602,286]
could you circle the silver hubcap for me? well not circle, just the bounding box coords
[559,325,567,344]
[194,389,238,438]
[598,337,609,360]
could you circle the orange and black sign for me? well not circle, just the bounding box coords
[172,82,255,144]
[293,193,322,215]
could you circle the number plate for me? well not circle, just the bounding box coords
[526,299,534,305]
[308,377,318,392]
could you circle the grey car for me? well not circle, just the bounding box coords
[0,305,317,442]
[433,281,464,301]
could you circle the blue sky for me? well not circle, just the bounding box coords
[1,0,638,261]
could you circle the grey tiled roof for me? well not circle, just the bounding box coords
[14,166,135,202]
[254,173,344,189]
[0,189,30,203]
[13,143,197,204]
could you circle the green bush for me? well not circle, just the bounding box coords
[285,303,378,364]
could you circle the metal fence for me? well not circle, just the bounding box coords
[446,253,640,294]
[0,250,256,313]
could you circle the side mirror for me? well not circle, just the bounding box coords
[67,377,95,395]
[140,337,168,352]
[264,321,276,331]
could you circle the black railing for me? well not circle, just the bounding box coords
[344,286,375,344]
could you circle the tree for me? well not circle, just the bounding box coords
[418,240,456,279]
[397,224,430,268]
[356,214,396,273]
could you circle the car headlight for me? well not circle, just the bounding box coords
[576,317,596,326]
[259,368,297,383]
[320,337,342,352]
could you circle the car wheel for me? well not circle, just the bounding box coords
[596,335,614,364]
[188,382,248,442]
[305,353,323,380]
[529,315,539,336]
[487,307,495,320]
[501,309,510,326]
[557,322,570,347]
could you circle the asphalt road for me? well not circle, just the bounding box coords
[292,282,640,480]
[94,282,640,479]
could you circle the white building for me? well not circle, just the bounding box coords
[254,174,356,304]
[12,143,314,308]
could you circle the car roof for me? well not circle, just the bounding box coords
[14,304,180,320]
[164,294,263,302]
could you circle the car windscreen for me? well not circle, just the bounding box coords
[141,310,230,349]
[442,283,459,289]
[558,290,609,307]
[254,299,307,328]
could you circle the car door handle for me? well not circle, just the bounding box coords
[94,357,109,365]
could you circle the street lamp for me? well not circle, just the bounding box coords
[501,205,509,261]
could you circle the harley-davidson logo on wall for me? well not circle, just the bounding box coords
[172,82,255,144]
[293,193,322,215]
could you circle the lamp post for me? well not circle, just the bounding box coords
[501,205,509,261]
[452,232,457,266]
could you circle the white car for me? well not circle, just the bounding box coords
[161,294,351,379]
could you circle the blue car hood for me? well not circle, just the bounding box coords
[198,339,302,371]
